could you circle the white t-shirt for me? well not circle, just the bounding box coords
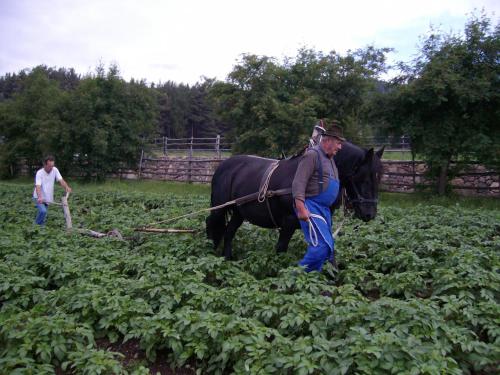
[33,167,63,203]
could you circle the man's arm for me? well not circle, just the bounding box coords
[59,179,72,193]
[292,152,315,221]
[35,185,43,204]
[294,198,310,221]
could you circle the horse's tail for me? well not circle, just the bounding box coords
[206,162,232,249]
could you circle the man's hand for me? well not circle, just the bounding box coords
[35,185,43,204]
[295,199,310,221]
[60,179,72,193]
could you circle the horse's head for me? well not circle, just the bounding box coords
[341,146,384,222]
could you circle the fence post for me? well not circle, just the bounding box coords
[163,136,167,156]
[411,146,416,192]
[138,149,144,180]
[187,136,193,183]
[216,135,221,159]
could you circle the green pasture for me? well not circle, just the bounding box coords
[380,150,415,161]
[146,148,414,161]
[2,178,497,210]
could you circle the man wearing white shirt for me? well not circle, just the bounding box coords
[33,155,72,225]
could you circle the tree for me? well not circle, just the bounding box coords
[64,65,157,179]
[157,81,192,138]
[156,80,222,139]
[209,47,390,156]
[390,13,499,194]
[0,67,67,177]
[0,70,29,101]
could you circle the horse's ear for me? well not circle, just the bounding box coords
[364,148,374,162]
[376,146,385,159]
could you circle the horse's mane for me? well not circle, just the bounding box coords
[287,145,308,160]
[285,141,373,178]
[287,141,363,160]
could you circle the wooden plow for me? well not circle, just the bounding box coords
[55,193,196,239]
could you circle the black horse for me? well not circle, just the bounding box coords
[206,142,384,260]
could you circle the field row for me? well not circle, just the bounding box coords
[0,184,499,374]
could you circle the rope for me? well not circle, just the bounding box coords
[142,188,293,229]
[60,186,350,239]
[335,190,353,238]
[307,213,326,246]
[307,206,351,246]
[144,199,237,227]
[258,162,280,203]
[308,220,318,246]
[333,214,349,238]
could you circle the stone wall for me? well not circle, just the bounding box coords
[18,157,499,197]
[382,161,499,197]
[137,157,222,183]
[136,157,499,197]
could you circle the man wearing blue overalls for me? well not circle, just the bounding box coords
[292,120,345,272]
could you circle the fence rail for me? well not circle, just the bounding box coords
[145,135,231,158]
[145,135,415,159]
[359,135,411,148]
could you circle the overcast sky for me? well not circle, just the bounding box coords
[0,0,498,85]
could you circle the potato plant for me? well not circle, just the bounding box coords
[0,185,499,374]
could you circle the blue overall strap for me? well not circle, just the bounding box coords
[312,148,323,194]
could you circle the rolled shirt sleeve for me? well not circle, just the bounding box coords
[35,171,43,186]
[292,151,316,203]
[55,167,63,182]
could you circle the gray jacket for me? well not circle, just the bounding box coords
[292,145,339,202]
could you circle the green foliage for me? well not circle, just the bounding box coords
[157,80,224,138]
[0,65,158,179]
[0,66,80,101]
[380,13,500,193]
[0,67,68,177]
[0,183,498,373]
[209,47,391,156]
[64,65,157,179]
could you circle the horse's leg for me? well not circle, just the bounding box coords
[276,215,299,253]
[223,211,244,260]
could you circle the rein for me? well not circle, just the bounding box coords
[307,213,325,246]
[142,187,292,228]
[145,155,376,232]
[343,172,378,206]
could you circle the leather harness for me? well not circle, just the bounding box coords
[250,150,377,229]
[253,150,326,228]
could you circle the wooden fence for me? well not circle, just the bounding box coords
[145,135,414,160]
[146,136,231,158]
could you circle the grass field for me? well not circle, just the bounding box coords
[2,178,498,210]
[146,148,414,161]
